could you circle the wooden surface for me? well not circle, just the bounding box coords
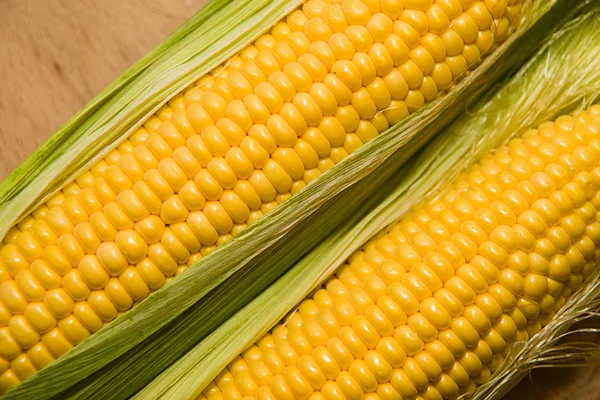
[0,0,598,398]
[0,0,209,181]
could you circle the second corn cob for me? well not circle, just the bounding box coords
[204,106,600,400]
[0,0,522,393]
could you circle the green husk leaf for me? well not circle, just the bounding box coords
[1,0,584,399]
[138,3,600,399]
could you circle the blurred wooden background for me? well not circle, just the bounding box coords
[0,0,598,398]
[0,0,209,181]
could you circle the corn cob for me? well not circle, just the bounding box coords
[0,0,523,392]
[202,106,600,400]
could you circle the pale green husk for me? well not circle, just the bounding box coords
[0,0,585,399]
[138,4,600,400]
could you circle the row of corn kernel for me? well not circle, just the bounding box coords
[204,231,530,399]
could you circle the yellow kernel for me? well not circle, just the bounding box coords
[391,369,418,398]
[420,77,439,101]
[335,370,364,398]
[352,88,378,119]
[309,82,338,116]
[58,315,90,345]
[243,94,271,126]
[104,278,133,311]
[293,92,323,127]
[452,13,479,43]
[144,169,174,202]
[410,46,435,75]
[310,42,336,72]
[476,30,495,54]
[253,83,283,115]
[402,357,429,390]
[25,343,54,372]
[285,31,311,57]
[115,230,149,265]
[400,9,429,36]
[331,60,362,92]
[305,17,332,42]
[399,60,424,90]
[441,29,464,57]
[342,0,372,25]
[61,268,90,301]
[86,291,117,323]
[365,14,392,44]
[485,0,507,19]
[494,17,510,43]
[426,5,450,34]
[445,55,468,79]
[43,288,74,319]
[467,2,492,30]
[97,242,128,276]
[117,266,150,301]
